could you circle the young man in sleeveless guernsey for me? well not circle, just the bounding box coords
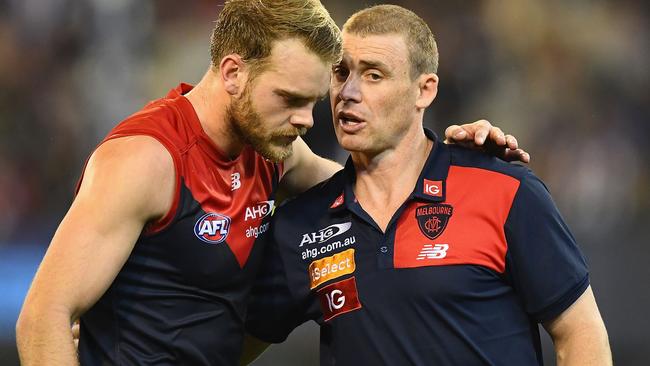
[16,1,529,365]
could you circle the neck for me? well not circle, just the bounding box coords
[185,68,245,160]
[351,127,432,231]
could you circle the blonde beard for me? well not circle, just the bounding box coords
[229,86,304,162]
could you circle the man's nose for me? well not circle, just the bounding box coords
[289,107,314,129]
[339,75,362,103]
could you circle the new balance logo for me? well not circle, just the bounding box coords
[231,173,241,191]
[417,244,449,260]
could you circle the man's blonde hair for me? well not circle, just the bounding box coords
[343,5,438,79]
[210,0,342,76]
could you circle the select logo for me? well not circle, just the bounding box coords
[194,212,231,244]
[317,277,362,322]
[309,248,355,289]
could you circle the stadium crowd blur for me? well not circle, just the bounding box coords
[0,0,648,364]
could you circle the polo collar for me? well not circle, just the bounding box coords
[328,127,452,213]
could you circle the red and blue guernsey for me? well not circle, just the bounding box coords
[246,128,588,365]
[78,84,281,365]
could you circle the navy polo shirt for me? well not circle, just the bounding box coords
[246,128,589,365]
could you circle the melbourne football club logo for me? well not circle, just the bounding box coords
[194,213,231,244]
[415,203,453,240]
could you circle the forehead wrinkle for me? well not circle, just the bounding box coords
[341,35,409,71]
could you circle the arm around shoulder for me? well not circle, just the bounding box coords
[543,286,612,366]
[15,135,176,365]
[279,137,342,197]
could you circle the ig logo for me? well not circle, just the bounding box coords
[325,289,345,311]
[423,179,443,197]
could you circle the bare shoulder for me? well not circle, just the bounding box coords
[89,135,173,175]
[80,135,176,221]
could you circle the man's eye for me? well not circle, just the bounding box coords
[369,73,382,81]
[285,98,308,107]
[333,67,349,80]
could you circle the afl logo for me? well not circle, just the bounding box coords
[194,213,231,244]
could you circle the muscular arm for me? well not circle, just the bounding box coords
[543,286,612,366]
[15,136,175,366]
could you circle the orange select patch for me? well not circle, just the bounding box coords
[309,248,356,289]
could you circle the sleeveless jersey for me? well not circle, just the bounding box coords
[78,83,281,365]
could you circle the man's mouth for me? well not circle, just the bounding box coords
[337,111,366,133]
[276,135,298,145]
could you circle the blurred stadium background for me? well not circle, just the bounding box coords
[1,0,648,364]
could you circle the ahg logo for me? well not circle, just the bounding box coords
[245,200,275,221]
[300,222,352,247]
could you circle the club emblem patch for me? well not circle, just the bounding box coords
[194,212,231,244]
[415,203,453,240]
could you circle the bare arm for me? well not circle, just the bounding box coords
[543,286,612,366]
[15,136,175,366]
[279,136,342,196]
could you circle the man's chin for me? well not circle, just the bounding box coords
[259,145,293,163]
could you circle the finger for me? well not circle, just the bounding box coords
[444,124,467,142]
[473,119,491,145]
[74,339,79,349]
[505,134,518,150]
[503,148,530,163]
[474,128,488,146]
[488,126,506,146]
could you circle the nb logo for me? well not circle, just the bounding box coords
[417,244,449,260]
[231,173,241,191]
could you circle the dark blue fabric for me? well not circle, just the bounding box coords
[246,129,589,366]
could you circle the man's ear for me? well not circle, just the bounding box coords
[415,73,439,110]
[219,54,247,96]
